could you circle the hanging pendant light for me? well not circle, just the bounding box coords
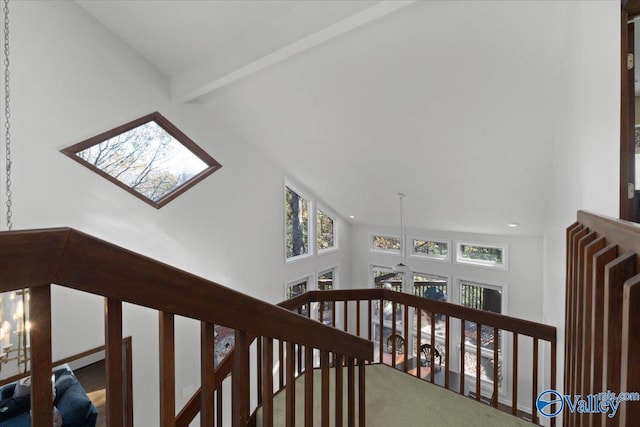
[392,192,411,274]
[0,0,30,375]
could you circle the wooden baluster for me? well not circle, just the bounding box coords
[358,360,366,427]
[532,337,539,425]
[257,337,263,405]
[581,237,605,405]
[391,302,397,367]
[347,357,355,427]
[590,244,617,410]
[285,342,296,427]
[305,346,314,427]
[159,312,176,427]
[460,318,465,395]
[620,277,640,426]
[416,308,422,379]
[262,338,274,427]
[403,305,409,373]
[512,332,519,416]
[335,353,344,427]
[344,300,348,332]
[430,311,436,383]
[603,252,635,427]
[475,323,481,401]
[574,231,596,408]
[297,343,302,377]
[201,322,215,427]
[30,285,53,426]
[232,330,250,427]
[279,340,285,390]
[105,297,124,427]
[378,299,383,363]
[445,315,450,390]
[492,327,499,408]
[356,300,361,337]
[321,351,330,427]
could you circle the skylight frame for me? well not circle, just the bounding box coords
[61,112,221,209]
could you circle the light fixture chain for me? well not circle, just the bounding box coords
[3,0,11,231]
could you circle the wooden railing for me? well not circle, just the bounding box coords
[0,228,373,426]
[565,211,640,427]
[197,286,557,426]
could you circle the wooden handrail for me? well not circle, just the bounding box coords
[0,228,372,360]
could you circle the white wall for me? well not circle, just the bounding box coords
[542,0,620,410]
[349,224,544,411]
[6,2,350,425]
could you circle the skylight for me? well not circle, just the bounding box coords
[62,112,221,208]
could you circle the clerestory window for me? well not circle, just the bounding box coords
[61,112,221,208]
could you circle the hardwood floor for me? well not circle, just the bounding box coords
[74,360,106,427]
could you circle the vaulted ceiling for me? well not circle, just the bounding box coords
[77,0,569,236]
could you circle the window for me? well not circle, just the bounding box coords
[317,269,334,326]
[412,273,448,366]
[371,235,401,253]
[61,112,221,208]
[285,185,311,260]
[459,280,503,386]
[410,238,449,261]
[316,209,335,252]
[456,242,507,270]
[285,277,310,317]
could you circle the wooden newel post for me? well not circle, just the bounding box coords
[232,330,250,427]
[30,285,53,425]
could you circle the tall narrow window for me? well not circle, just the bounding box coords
[317,269,334,326]
[285,277,309,317]
[316,209,335,252]
[285,185,310,260]
[61,112,221,208]
[460,280,503,386]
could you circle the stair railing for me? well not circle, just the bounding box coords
[0,228,373,426]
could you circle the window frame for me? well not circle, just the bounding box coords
[284,181,314,263]
[408,236,451,262]
[369,233,402,255]
[61,111,222,209]
[316,204,338,255]
[455,277,508,395]
[455,241,508,271]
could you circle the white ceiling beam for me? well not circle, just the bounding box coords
[170,0,416,103]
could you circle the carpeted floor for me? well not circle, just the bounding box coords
[257,364,535,426]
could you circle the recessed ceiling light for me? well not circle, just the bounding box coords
[508,222,520,228]
[349,215,355,219]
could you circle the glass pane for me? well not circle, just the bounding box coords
[214,325,235,368]
[372,235,401,252]
[286,280,308,316]
[316,209,335,250]
[285,186,309,258]
[317,270,333,326]
[412,239,448,258]
[413,274,447,343]
[459,244,503,264]
[460,281,502,385]
[76,121,209,203]
[463,351,502,385]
